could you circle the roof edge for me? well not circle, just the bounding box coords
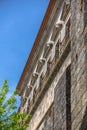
[16,0,56,91]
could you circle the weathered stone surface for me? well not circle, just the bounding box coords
[26,54,71,130]
[54,66,71,130]
[18,1,87,130]
[71,1,87,130]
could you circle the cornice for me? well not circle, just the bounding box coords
[16,0,56,91]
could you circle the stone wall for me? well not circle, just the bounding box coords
[37,105,54,130]
[43,106,54,130]
[19,1,87,130]
[54,65,71,130]
[26,52,71,130]
[71,0,87,130]
[37,65,71,130]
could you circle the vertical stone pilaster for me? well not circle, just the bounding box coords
[71,0,87,130]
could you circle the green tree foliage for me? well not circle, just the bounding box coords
[0,80,31,130]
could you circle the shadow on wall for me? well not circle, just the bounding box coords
[79,106,87,130]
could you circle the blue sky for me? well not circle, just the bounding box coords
[0,0,50,99]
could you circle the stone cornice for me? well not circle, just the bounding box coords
[16,0,56,92]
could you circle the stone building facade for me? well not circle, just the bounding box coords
[16,0,87,130]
